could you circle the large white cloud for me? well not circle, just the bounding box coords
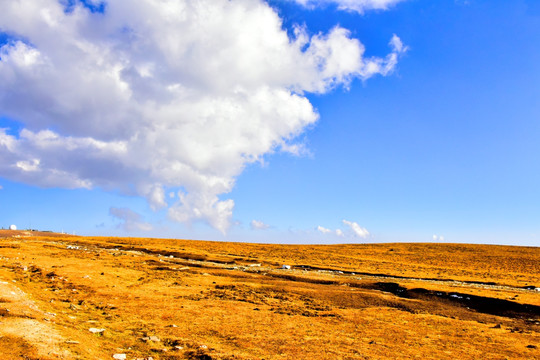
[0,0,405,233]
[292,0,405,13]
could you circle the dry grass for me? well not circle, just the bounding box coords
[0,231,538,359]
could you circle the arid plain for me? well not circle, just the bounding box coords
[0,230,538,359]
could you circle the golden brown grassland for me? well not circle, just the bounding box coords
[0,230,538,359]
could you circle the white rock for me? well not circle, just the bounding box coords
[282,265,291,270]
[112,354,126,360]
[89,328,105,333]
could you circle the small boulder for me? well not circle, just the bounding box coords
[112,354,126,360]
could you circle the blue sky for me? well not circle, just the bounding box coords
[0,0,539,245]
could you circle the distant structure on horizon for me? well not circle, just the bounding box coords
[9,224,17,230]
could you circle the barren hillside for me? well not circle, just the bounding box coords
[0,231,538,359]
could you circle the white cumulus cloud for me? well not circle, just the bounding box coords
[342,219,370,238]
[293,0,406,13]
[251,220,270,230]
[0,0,405,233]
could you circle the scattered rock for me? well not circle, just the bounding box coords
[112,354,126,360]
[282,265,291,270]
[89,328,105,334]
[492,324,502,329]
[527,345,537,349]
[141,336,160,342]
[65,340,80,344]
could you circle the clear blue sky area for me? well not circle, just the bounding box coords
[1,0,539,245]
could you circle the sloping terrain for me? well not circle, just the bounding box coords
[0,231,538,359]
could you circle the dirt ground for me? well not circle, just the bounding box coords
[0,231,538,359]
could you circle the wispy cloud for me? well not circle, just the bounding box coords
[317,220,369,239]
[317,225,333,234]
[251,220,270,230]
[293,0,406,13]
[109,207,152,232]
[432,234,445,242]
